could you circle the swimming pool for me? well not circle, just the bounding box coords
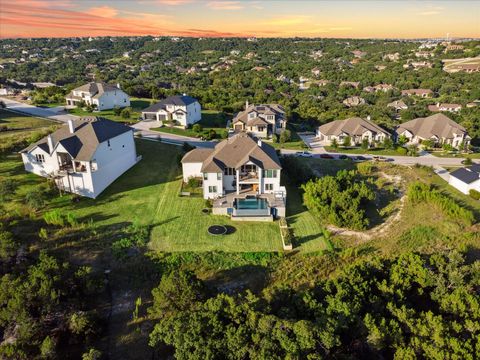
[236,197,268,210]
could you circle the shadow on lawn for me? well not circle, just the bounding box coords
[205,264,268,294]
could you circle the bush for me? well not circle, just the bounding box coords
[0,178,17,201]
[43,209,78,227]
[187,177,200,189]
[113,106,122,116]
[396,146,408,155]
[120,107,132,119]
[383,137,394,150]
[463,157,473,165]
[469,189,480,200]
[279,129,291,144]
[361,138,369,150]
[192,124,203,133]
[0,230,17,260]
[331,138,338,149]
[342,136,351,147]
[24,187,46,210]
[221,130,228,139]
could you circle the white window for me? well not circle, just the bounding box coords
[258,126,265,132]
[265,184,273,191]
[224,167,235,176]
[264,170,277,178]
[203,173,208,180]
[267,115,274,121]
[208,186,217,193]
[217,173,222,180]
[35,154,45,163]
[91,160,98,172]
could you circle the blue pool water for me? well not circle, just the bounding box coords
[236,197,268,210]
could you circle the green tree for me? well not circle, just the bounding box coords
[342,136,351,147]
[120,107,132,119]
[280,129,292,144]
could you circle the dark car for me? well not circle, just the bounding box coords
[354,155,367,161]
[338,154,349,160]
[320,154,334,159]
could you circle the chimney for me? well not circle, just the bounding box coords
[257,139,262,147]
[68,119,75,133]
[245,100,249,110]
[47,134,54,154]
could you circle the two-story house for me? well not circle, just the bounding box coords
[232,102,287,138]
[181,133,286,220]
[65,82,130,111]
[20,117,139,198]
[141,95,201,128]
[316,117,390,146]
[395,113,470,149]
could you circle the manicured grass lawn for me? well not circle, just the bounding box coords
[67,97,150,122]
[151,110,228,138]
[325,146,408,157]
[0,108,54,132]
[429,151,480,159]
[50,139,283,252]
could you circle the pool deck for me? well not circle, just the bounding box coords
[212,190,286,219]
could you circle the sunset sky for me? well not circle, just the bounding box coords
[1,0,479,39]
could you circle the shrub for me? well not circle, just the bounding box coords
[396,146,408,155]
[43,209,78,227]
[113,106,121,116]
[192,124,202,133]
[24,187,46,210]
[187,177,200,189]
[272,134,279,143]
[0,178,17,201]
[120,107,132,119]
[0,230,17,260]
[469,189,480,200]
[342,136,351,147]
[38,228,48,240]
[221,130,228,139]
[463,157,473,165]
[361,138,369,150]
[279,129,291,144]
[357,161,374,176]
[205,199,213,209]
[331,138,338,149]
[383,137,394,150]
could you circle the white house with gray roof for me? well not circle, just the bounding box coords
[65,82,130,111]
[316,117,390,146]
[181,133,286,219]
[395,114,470,148]
[232,102,287,139]
[21,117,139,198]
[448,164,480,195]
[141,95,201,128]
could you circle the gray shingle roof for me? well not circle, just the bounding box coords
[450,165,480,184]
[396,114,467,140]
[142,95,198,113]
[22,117,132,161]
[67,82,120,99]
[318,117,390,137]
[233,104,285,124]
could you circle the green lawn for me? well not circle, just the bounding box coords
[151,110,228,138]
[67,97,150,122]
[0,108,54,132]
[48,139,284,252]
[325,146,408,156]
[429,151,480,159]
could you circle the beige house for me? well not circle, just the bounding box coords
[428,103,462,113]
[401,89,433,98]
[232,102,287,138]
[316,117,390,146]
[395,114,470,148]
[343,96,366,107]
[388,100,408,111]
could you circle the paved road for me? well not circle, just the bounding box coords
[1,96,79,123]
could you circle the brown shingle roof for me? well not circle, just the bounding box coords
[396,113,467,140]
[318,117,390,137]
[233,104,285,124]
[182,133,281,173]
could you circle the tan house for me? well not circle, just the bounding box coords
[401,89,434,98]
[316,117,390,146]
[340,81,360,89]
[364,84,395,93]
[343,96,366,107]
[428,103,462,113]
[388,100,408,111]
[232,102,287,139]
[395,114,470,148]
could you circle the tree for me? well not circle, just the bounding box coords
[192,123,202,133]
[280,129,292,144]
[0,229,17,261]
[342,136,351,147]
[397,134,408,146]
[463,157,473,165]
[361,138,369,150]
[382,137,394,150]
[331,138,339,149]
[113,106,122,116]
[421,139,434,150]
[120,107,132,119]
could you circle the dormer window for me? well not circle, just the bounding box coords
[267,115,274,121]
[249,112,255,119]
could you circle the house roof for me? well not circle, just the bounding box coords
[428,103,462,112]
[450,164,480,184]
[68,82,120,98]
[142,95,198,113]
[318,117,390,137]
[233,104,285,124]
[388,100,408,109]
[247,117,269,126]
[401,89,433,95]
[396,113,467,140]
[182,133,281,172]
[21,117,132,161]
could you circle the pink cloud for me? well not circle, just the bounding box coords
[207,1,244,10]
[86,6,119,18]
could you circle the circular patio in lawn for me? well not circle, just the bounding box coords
[208,225,228,236]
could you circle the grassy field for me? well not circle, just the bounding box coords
[67,97,150,122]
[429,151,480,159]
[151,110,228,138]
[325,146,409,156]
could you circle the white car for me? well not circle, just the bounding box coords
[296,151,313,158]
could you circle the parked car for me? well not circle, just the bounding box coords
[320,154,334,159]
[373,155,387,161]
[353,155,367,161]
[338,154,349,160]
[296,151,313,158]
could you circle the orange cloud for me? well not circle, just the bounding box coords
[86,6,119,18]
[207,1,244,10]
[156,0,194,4]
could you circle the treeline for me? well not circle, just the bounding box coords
[147,251,480,359]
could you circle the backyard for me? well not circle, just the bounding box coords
[67,97,151,122]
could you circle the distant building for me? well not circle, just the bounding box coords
[401,89,434,98]
[66,82,130,111]
[316,117,390,146]
[141,95,201,127]
[340,81,360,89]
[343,96,366,107]
[388,100,408,111]
[352,50,367,58]
[428,103,462,113]
[395,113,470,148]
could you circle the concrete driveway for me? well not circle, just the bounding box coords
[1,97,79,123]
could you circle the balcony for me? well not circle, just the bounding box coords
[239,171,259,182]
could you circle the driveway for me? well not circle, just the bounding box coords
[1,97,79,123]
